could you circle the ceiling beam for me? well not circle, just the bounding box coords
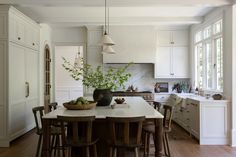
[0,0,232,7]
[37,16,203,27]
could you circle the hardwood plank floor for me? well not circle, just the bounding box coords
[0,124,235,157]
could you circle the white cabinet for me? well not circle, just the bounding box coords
[155,46,189,78]
[154,93,170,103]
[9,7,39,51]
[173,95,229,145]
[155,29,189,78]
[157,30,188,46]
[0,6,39,147]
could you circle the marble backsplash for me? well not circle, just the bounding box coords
[104,63,190,93]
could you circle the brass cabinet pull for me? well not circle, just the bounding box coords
[18,37,21,40]
[25,82,29,98]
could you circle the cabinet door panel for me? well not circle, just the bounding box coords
[9,43,26,104]
[155,47,171,78]
[172,47,189,78]
[157,31,171,45]
[25,49,39,99]
[172,30,188,46]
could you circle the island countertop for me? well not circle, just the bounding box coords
[43,96,163,119]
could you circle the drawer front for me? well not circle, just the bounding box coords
[154,94,170,102]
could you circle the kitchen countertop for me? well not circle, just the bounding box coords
[154,92,229,102]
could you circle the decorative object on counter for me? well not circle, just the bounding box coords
[114,97,125,104]
[212,94,223,100]
[63,97,96,110]
[172,82,189,93]
[205,93,211,99]
[154,83,161,93]
[62,57,132,106]
[154,82,168,93]
[126,85,138,92]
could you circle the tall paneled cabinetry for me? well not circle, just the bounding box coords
[155,30,189,78]
[0,6,40,147]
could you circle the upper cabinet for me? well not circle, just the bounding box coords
[155,29,189,78]
[157,30,188,46]
[9,8,40,51]
[103,26,156,63]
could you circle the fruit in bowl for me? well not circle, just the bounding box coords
[114,98,125,104]
[64,97,96,110]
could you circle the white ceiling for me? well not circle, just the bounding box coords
[0,0,234,27]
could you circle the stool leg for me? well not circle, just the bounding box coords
[109,147,113,157]
[93,144,97,157]
[165,133,171,157]
[147,133,150,157]
[163,133,167,156]
[135,147,139,157]
[113,148,117,157]
[36,134,42,157]
[86,146,90,157]
[143,132,147,157]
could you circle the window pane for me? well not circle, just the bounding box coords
[195,31,202,43]
[213,20,222,34]
[215,37,223,91]
[203,26,211,39]
[205,41,213,89]
[195,43,203,88]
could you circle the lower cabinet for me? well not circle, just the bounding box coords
[173,97,229,145]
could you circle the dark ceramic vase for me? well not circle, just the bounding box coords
[93,89,112,106]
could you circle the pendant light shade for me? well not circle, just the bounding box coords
[102,45,115,54]
[102,32,115,45]
[102,0,115,53]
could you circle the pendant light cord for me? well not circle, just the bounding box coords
[108,6,109,34]
[104,0,107,34]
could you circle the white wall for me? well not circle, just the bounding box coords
[231,4,236,146]
[55,46,83,105]
[39,24,52,106]
[52,27,87,43]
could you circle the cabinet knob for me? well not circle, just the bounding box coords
[18,37,21,40]
[32,43,35,46]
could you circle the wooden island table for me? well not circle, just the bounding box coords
[42,97,163,157]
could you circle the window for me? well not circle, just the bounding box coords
[194,19,223,91]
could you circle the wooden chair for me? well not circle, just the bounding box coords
[106,116,145,157]
[32,106,63,157]
[57,115,98,157]
[143,105,173,157]
[48,102,58,112]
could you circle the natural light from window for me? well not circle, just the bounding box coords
[194,19,223,91]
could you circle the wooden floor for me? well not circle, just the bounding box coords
[0,123,236,157]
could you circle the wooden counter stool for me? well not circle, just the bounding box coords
[32,106,63,157]
[57,116,98,157]
[106,116,145,157]
[143,105,173,157]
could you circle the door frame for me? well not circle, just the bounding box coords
[53,42,87,102]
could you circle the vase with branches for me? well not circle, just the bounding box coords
[62,57,132,106]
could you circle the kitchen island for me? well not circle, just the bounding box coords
[42,97,164,157]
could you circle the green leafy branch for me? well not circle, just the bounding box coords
[62,57,132,91]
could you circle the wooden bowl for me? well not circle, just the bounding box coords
[114,98,125,104]
[212,94,223,100]
[63,102,96,110]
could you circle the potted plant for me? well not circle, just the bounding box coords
[62,57,132,106]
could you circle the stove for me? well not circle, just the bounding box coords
[112,91,154,104]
